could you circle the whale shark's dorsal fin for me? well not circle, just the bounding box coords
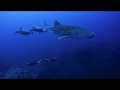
[54,20,61,26]
[20,27,22,31]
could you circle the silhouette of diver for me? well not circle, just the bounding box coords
[25,57,57,66]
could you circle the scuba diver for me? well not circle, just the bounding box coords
[25,57,58,66]
[13,27,32,36]
[29,27,47,34]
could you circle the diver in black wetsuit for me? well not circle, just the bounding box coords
[25,62,38,66]
[25,57,57,66]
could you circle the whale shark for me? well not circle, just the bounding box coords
[44,19,94,40]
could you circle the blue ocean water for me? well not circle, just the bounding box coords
[0,11,120,79]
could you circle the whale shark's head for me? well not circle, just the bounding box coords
[72,28,94,39]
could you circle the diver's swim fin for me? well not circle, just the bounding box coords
[25,62,38,66]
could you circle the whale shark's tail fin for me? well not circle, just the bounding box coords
[44,18,47,27]
[43,18,48,32]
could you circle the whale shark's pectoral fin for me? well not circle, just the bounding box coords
[58,36,71,40]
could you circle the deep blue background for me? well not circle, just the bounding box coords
[0,11,120,79]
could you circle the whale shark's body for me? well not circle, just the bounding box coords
[44,19,94,40]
